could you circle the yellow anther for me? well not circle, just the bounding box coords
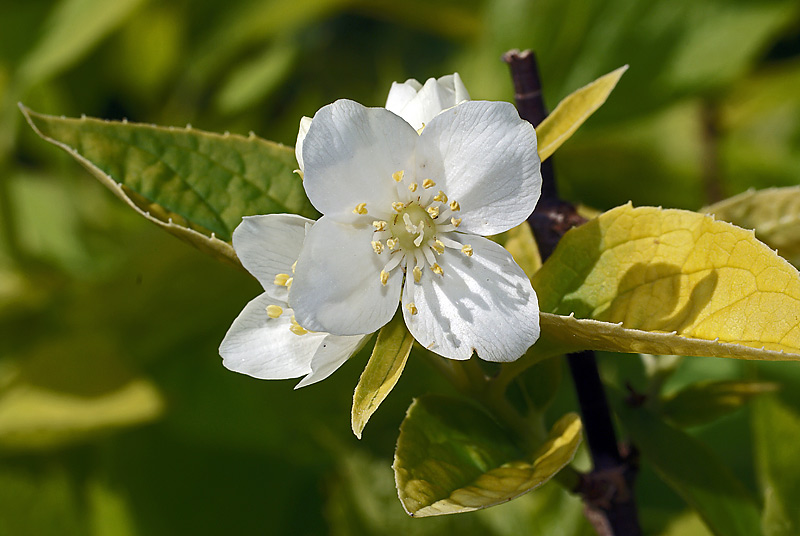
[392,170,405,182]
[422,179,436,189]
[373,220,387,232]
[432,240,445,254]
[431,263,443,275]
[289,316,308,336]
[291,260,297,273]
[387,237,399,250]
[449,200,461,211]
[274,273,291,286]
[285,277,293,290]
[451,217,462,227]
[371,240,384,254]
[413,265,422,283]
[266,305,283,318]
[426,206,440,218]
[380,270,389,286]
[392,201,406,212]
[433,191,448,203]
[461,244,473,257]
[408,182,418,192]
[407,302,418,315]
[353,202,368,215]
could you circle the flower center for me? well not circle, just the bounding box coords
[358,169,473,300]
[389,203,435,252]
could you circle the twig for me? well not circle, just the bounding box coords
[503,49,642,536]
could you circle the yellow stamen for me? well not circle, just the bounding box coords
[422,179,436,189]
[353,202,368,215]
[387,237,399,250]
[433,191,448,203]
[380,270,389,286]
[431,263,443,275]
[392,170,405,182]
[392,201,406,212]
[274,273,291,286]
[266,305,283,318]
[407,302,418,315]
[290,316,308,336]
[413,265,422,283]
[408,182,418,192]
[371,240,384,254]
[426,206,440,218]
[449,200,461,212]
[451,217,462,227]
[285,277,293,290]
[373,220,387,232]
[461,244,473,257]
[432,240,445,254]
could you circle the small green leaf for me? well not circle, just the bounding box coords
[532,203,800,361]
[752,396,800,536]
[536,65,628,161]
[351,312,413,439]
[20,105,317,265]
[660,380,778,428]
[704,187,800,267]
[614,394,761,536]
[394,395,581,517]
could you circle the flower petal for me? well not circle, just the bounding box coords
[295,116,312,172]
[295,334,367,389]
[302,100,417,219]
[220,293,324,379]
[232,214,312,299]
[416,101,541,236]
[385,74,471,131]
[402,234,539,361]
[385,79,423,118]
[290,216,402,335]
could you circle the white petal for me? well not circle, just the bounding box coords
[416,101,541,236]
[402,234,539,362]
[219,293,325,379]
[449,72,470,103]
[295,334,367,388]
[232,214,313,299]
[302,100,417,218]
[385,80,422,117]
[290,216,402,335]
[295,116,312,172]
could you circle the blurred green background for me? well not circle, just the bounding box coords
[2,0,800,534]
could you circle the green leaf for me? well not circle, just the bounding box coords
[536,65,628,161]
[18,0,146,87]
[394,395,581,517]
[351,312,413,439]
[660,380,778,428]
[614,394,761,536]
[532,203,800,361]
[752,396,800,536]
[704,187,800,267]
[20,105,318,265]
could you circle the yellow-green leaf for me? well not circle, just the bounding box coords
[21,105,318,266]
[532,203,800,361]
[536,65,628,161]
[660,380,778,428]
[394,394,581,517]
[704,187,800,267]
[351,312,414,439]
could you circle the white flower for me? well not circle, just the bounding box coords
[289,99,542,362]
[219,214,367,388]
[385,73,470,130]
